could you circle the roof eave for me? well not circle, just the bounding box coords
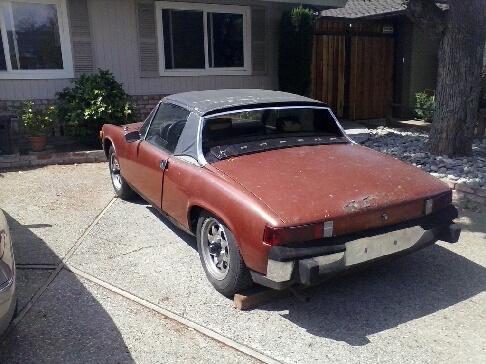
[262,0,348,9]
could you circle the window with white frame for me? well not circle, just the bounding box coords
[0,0,73,79]
[155,1,251,76]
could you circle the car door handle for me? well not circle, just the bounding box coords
[160,159,169,170]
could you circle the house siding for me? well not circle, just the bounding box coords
[0,0,284,104]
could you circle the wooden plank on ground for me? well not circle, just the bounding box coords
[234,287,290,310]
[234,286,313,310]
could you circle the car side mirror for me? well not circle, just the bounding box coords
[125,130,141,143]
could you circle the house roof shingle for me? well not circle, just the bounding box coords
[320,0,406,19]
[320,0,448,19]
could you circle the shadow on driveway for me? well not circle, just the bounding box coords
[141,198,486,347]
[0,212,135,363]
[261,244,486,346]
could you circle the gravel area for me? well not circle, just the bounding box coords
[363,127,486,188]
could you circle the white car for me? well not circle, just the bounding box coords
[0,210,16,335]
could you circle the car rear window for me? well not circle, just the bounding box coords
[202,107,347,162]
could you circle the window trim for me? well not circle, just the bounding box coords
[155,1,251,77]
[0,0,74,79]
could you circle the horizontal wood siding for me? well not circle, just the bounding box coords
[0,0,281,101]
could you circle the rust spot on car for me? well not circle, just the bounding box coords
[344,196,376,212]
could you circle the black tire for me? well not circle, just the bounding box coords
[197,212,252,296]
[108,146,134,200]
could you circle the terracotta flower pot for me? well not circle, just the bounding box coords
[28,136,47,152]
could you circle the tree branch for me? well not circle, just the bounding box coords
[406,0,446,34]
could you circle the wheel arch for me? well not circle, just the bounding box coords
[103,137,114,159]
[188,204,235,235]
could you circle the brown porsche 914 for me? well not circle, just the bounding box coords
[100,89,460,296]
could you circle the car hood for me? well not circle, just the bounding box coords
[211,144,450,226]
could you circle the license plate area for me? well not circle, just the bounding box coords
[345,226,425,266]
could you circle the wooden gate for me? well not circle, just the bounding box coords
[312,20,394,120]
[312,35,346,117]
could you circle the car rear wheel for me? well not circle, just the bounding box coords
[109,146,134,200]
[197,212,252,296]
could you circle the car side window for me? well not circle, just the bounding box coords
[139,105,158,138]
[145,103,190,153]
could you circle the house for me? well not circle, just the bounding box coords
[0,0,346,122]
[0,0,349,154]
[313,0,444,120]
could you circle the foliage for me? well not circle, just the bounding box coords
[57,69,134,140]
[19,101,56,137]
[278,7,315,96]
[414,90,435,122]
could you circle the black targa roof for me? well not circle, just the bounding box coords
[164,89,327,116]
[168,89,335,164]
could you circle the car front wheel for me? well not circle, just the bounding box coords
[197,212,252,296]
[109,146,134,199]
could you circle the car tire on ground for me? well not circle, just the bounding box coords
[197,212,252,297]
[108,145,134,200]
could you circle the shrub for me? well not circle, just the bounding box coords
[278,7,315,96]
[19,101,55,137]
[57,69,134,141]
[414,90,435,122]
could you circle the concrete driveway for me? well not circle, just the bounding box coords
[0,163,485,363]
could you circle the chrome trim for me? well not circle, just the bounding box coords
[196,105,353,165]
[266,259,294,282]
[0,260,14,294]
[323,220,334,238]
[141,101,162,141]
[174,155,200,166]
[0,275,14,294]
[425,199,433,215]
[196,114,207,166]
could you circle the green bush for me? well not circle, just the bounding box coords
[57,69,134,141]
[19,101,55,137]
[414,90,435,121]
[278,7,315,96]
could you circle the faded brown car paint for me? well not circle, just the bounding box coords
[102,122,451,275]
[212,143,450,232]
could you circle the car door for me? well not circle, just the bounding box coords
[127,103,190,209]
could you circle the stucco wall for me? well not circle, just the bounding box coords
[408,24,439,105]
[393,18,440,118]
[0,0,284,102]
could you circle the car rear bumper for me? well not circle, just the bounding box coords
[251,206,461,290]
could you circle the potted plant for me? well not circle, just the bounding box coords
[19,101,55,152]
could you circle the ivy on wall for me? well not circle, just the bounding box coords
[278,7,315,96]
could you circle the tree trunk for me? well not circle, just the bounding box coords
[428,0,486,156]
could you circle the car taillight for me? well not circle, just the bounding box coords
[263,221,333,246]
[424,190,452,215]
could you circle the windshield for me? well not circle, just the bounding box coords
[202,107,347,162]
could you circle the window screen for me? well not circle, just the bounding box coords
[0,28,6,71]
[159,5,247,71]
[208,13,244,68]
[162,9,205,69]
[4,1,63,70]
